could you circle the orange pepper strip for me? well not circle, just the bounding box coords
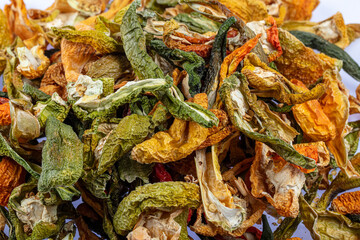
[219,34,262,83]
[178,44,213,58]
[0,102,11,126]
[266,16,283,62]
[173,29,239,44]
[173,32,214,44]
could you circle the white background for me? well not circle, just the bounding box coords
[1,0,360,239]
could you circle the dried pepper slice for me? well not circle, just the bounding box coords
[332,191,360,216]
[316,153,360,211]
[131,93,210,164]
[195,147,246,232]
[250,142,306,217]
[4,0,43,41]
[266,16,283,62]
[127,209,189,240]
[60,39,96,83]
[16,45,50,80]
[203,16,236,108]
[52,27,122,54]
[242,53,326,105]
[96,114,152,175]
[38,116,83,199]
[113,181,200,235]
[290,30,360,82]
[300,195,360,240]
[219,34,261,83]
[0,9,12,49]
[0,157,25,206]
[217,0,268,22]
[190,176,266,237]
[120,0,164,80]
[320,69,359,178]
[275,0,319,21]
[291,79,336,142]
[0,101,11,126]
[219,73,316,170]
[150,39,205,97]
[281,12,351,49]
[8,180,69,240]
[275,29,325,85]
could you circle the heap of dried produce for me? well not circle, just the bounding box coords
[0,0,360,239]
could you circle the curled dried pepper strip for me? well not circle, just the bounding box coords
[0,102,11,126]
[219,34,261,83]
[266,16,283,62]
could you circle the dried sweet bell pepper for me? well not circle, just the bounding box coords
[0,157,25,206]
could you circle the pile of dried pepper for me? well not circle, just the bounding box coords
[0,0,360,239]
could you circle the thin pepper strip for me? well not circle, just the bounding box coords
[266,16,283,62]
[178,44,213,58]
[219,34,261,84]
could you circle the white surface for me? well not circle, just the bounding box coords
[1,0,360,239]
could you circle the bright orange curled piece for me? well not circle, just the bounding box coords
[219,34,262,83]
[266,16,283,62]
[0,100,11,126]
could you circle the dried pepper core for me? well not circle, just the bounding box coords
[0,157,25,206]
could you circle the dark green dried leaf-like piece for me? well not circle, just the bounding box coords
[118,153,153,184]
[22,82,50,103]
[120,0,164,79]
[72,78,171,121]
[85,54,131,80]
[113,181,200,235]
[150,39,205,97]
[52,27,122,54]
[96,114,152,176]
[38,116,83,196]
[174,12,221,34]
[203,16,236,107]
[260,215,274,240]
